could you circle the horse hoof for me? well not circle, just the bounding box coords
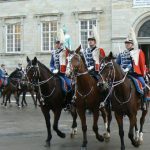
[97,135,104,142]
[132,141,140,147]
[58,132,66,138]
[70,133,75,139]
[44,141,51,147]
[103,133,110,142]
[80,146,87,150]
[138,139,143,145]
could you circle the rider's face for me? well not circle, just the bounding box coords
[55,43,61,49]
[125,43,133,50]
[88,40,96,47]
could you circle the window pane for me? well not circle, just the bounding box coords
[138,20,150,37]
[6,24,21,52]
[41,21,57,51]
[42,22,49,32]
[15,24,21,33]
[81,21,87,30]
[80,19,97,49]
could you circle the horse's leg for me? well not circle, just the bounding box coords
[5,93,10,108]
[53,108,66,138]
[106,104,112,136]
[30,91,37,107]
[100,107,110,141]
[70,106,78,138]
[93,109,104,142]
[114,112,125,150]
[135,123,139,142]
[77,108,87,149]
[138,109,148,144]
[41,106,52,147]
[14,91,20,107]
[128,114,139,147]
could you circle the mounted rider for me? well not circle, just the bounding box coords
[50,27,72,110]
[82,25,105,80]
[15,63,25,89]
[116,27,147,110]
[0,64,9,96]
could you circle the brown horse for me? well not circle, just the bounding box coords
[26,57,77,147]
[98,52,148,150]
[68,46,110,150]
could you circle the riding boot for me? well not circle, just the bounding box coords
[64,90,74,111]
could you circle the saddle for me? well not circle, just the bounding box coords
[128,75,143,95]
[58,76,72,94]
[128,75,150,101]
[0,77,9,88]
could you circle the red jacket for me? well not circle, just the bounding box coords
[100,48,105,57]
[131,49,146,77]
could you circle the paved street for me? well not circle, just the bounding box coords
[0,97,150,150]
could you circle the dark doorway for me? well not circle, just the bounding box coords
[139,44,150,68]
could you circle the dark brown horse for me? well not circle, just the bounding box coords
[1,70,23,107]
[26,57,77,147]
[68,46,110,150]
[98,52,148,150]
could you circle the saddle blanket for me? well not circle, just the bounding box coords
[0,78,9,88]
[58,76,71,93]
[128,75,143,95]
[128,75,150,101]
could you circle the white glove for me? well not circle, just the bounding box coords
[122,68,129,73]
[53,69,59,74]
[88,66,94,71]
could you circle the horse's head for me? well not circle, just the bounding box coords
[98,52,116,90]
[26,56,40,85]
[67,45,87,76]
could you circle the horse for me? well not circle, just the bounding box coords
[1,73,37,108]
[1,69,24,107]
[17,75,37,107]
[67,46,111,150]
[98,52,149,150]
[26,56,78,147]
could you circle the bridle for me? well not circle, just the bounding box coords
[98,58,131,107]
[26,61,56,101]
[70,53,93,99]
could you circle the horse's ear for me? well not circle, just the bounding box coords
[27,56,30,63]
[107,51,116,60]
[66,47,71,54]
[75,45,81,54]
[33,57,38,64]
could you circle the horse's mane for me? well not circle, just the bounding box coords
[9,70,18,78]
[79,52,88,70]
[37,60,53,75]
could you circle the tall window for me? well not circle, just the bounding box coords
[80,19,96,49]
[41,21,57,51]
[6,23,21,53]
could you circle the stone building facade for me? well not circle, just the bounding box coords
[0,0,150,72]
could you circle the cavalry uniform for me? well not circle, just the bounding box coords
[0,65,8,97]
[50,48,71,91]
[50,30,73,110]
[83,46,105,80]
[116,48,146,88]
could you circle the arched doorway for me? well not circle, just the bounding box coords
[138,20,150,68]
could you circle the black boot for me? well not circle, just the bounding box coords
[64,91,73,111]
